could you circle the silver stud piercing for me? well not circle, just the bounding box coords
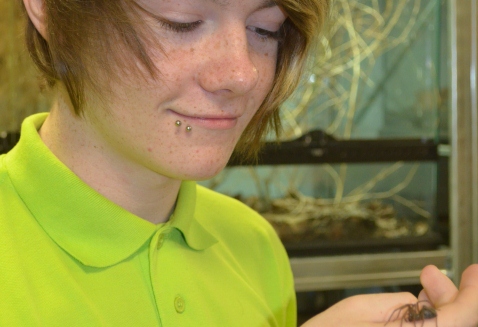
[186,126,192,132]
[175,120,182,127]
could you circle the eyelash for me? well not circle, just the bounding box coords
[158,19,281,41]
[247,26,282,41]
[158,20,203,33]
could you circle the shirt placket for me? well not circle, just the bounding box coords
[149,225,188,326]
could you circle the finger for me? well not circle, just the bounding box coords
[384,302,440,327]
[417,289,430,302]
[446,264,478,324]
[422,264,478,327]
[420,264,458,307]
[458,263,478,292]
[347,293,417,323]
[324,293,418,323]
[300,292,418,327]
[383,298,438,327]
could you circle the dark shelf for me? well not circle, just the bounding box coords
[284,232,444,257]
[229,130,439,166]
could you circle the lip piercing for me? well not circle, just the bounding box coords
[175,120,191,132]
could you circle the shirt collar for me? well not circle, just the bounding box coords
[5,113,216,268]
[169,180,217,251]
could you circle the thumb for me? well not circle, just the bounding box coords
[433,264,478,326]
[420,265,457,308]
[454,264,478,307]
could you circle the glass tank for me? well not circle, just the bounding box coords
[276,0,447,141]
[201,0,449,255]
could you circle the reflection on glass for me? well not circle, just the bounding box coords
[278,0,445,141]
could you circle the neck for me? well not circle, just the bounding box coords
[39,91,181,224]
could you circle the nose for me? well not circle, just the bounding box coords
[196,29,259,96]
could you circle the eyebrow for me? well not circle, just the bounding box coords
[209,0,278,10]
[257,0,278,10]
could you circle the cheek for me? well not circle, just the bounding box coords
[258,50,278,88]
[252,60,276,111]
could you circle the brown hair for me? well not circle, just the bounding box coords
[236,0,330,162]
[22,0,330,161]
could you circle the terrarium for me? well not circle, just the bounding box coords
[201,0,448,256]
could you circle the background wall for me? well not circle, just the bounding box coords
[0,1,52,133]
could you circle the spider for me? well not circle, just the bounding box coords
[385,300,437,327]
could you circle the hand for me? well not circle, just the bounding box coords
[300,292,419,327]
[301,264,478,327]
[418,264,478,327]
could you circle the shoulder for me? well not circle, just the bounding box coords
[195,184,259,217]
[194,184,296,325]
[0,155,16,208]
[195,184,277,239]
[194,184,289,270]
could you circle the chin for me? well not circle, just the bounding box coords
[164,144,236,181]
[185,158,230,181]
[192,165,228,181]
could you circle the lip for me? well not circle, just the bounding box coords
[170,110,239,130]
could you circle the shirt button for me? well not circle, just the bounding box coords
[174,296,185,313]
[156,234,166,249]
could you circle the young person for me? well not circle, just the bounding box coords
[1,0,478,326]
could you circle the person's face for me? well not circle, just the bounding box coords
[83,0,286,182]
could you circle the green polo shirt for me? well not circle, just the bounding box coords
[0,113,296,327]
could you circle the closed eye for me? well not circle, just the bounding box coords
[247,26,282,41]
[157,19,203,33]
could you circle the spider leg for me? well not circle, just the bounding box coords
[386,306,407,326]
